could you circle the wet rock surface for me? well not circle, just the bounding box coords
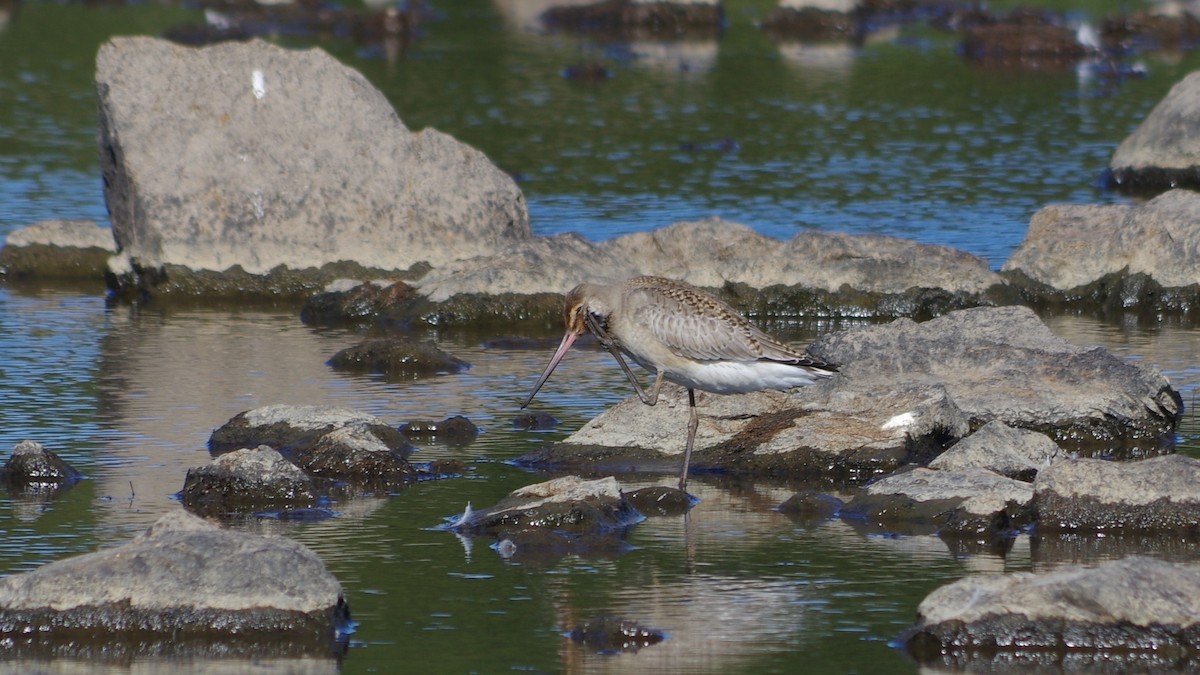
[96,36,529,297]
[0,509,349,658]
[400,415,479,444]
[450,476,643,536]
[449,476,644,561]
[180,445,320,516]
[569,616,666,653]
[1034,454,1200,533]
[327,339,470,379]
[292,423,418,488]
[0,440,84,493]
[906,556,1200,670]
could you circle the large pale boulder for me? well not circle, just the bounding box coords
[96,37,529,280]
[1003,189,1200,291]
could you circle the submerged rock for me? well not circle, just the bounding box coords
[400,415,479,444]
[327,339,470,379]
[1034,454,1200,532]
[180,445,320,516]
[0,440,83,493]
[0,510,349,658]
[96,36,529,297]
[450,476,643,536]
[569,616,666,653]
[906,556,1200,670]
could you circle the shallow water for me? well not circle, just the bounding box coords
[3,0,1200,672]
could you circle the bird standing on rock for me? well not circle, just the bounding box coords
[521,275,839,491]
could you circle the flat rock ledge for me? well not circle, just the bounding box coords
[1035,454,1200,532]
[0,509,349,659]
[905,556,1200,670]
[519,306,1180,482]
[0,220,115,281]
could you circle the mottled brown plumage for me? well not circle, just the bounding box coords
[523,275,838,491]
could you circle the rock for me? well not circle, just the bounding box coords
[1101,12,1200,55]
[540,0,724,38]
[513,411,559,430]
[208,404,396,456]
[292,423,418,488]
[1034,454,1200,532]
[449,476,643,536]
[300,280,422,327]
[519,379,968,482]
[960,10,1090,67]
[842,467,1034,537]
[0,220,116,280]
[1003,190,1200,295]
[399,415,479,443]
[928,420,1062,481]
[0,509,349,657]
[96,37,529,295]
[327,339,470,379]
[0,440,84,493]
[906,556,1200,670]
[180,445,320,516]
[1110,71,1200,192]
[569,616,666,653]
[760,5,859,43]
[810,305,1181,455]
[777,490,843,522]
[415,219,1002,303]
[624,485,694,516]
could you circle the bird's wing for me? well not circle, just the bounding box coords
[625,282,808,364]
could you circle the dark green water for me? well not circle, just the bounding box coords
[3,0,1200,672]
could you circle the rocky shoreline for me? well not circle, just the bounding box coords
[3,24,1200,668]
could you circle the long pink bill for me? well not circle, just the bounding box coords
[521,330,581,408]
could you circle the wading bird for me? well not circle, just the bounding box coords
[521,275,838,491]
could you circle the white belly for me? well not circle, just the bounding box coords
[632,355,829,395]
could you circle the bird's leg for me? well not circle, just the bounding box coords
[679,388,697,491]
[586,312,660,406]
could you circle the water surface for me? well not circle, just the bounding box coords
[2,0,1200,672]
